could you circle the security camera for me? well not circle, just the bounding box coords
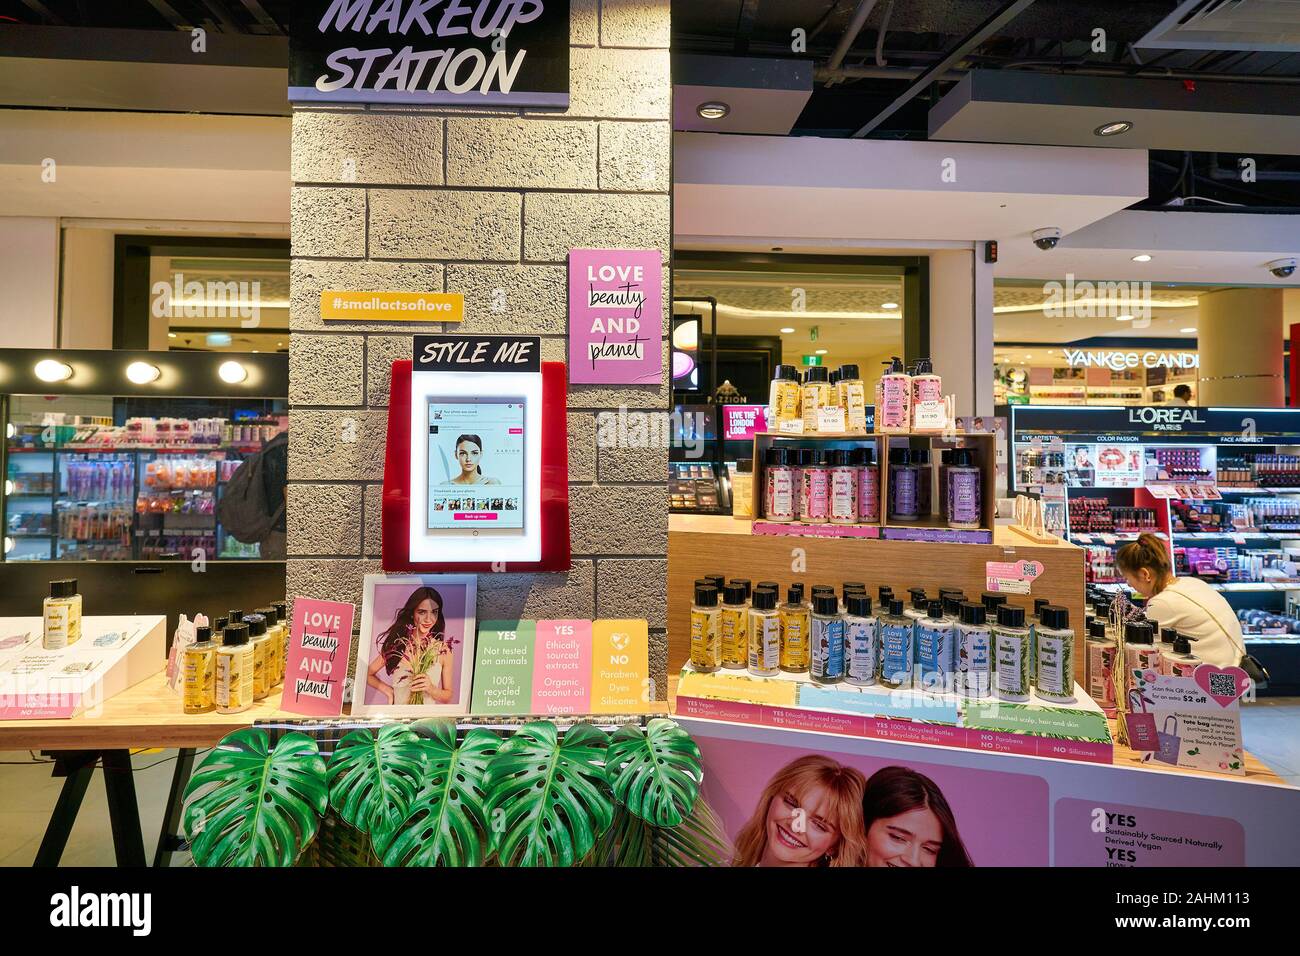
[1032,227,1062,251]
[1267,258,1296,279]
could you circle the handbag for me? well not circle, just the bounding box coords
[1155,715,1181,765]
[1168,587,1270,693]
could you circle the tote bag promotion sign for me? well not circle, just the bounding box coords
[290,0,571,107]
[568,249,663,385]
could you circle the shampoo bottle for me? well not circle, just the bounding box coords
[993,605,1032,702]
[747,587,781,677]
[780,586,811,673]
[916,599,956,694]
[182,625,217,715]
[1035,606,1076,703]
[878,599,915,689]
[810,593,845,685]
[876,357,912,433]
[690,585,721,673]
[956,601,993,698]
[719,584,749,670]
[845,594,879,686]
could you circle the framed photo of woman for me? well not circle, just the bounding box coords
[352,573,477,717]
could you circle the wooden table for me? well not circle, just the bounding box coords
[0,671,297,868]
[0,671,671,867]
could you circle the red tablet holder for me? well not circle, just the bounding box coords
[381,359,571,573]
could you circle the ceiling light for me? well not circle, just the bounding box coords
[815,349,828,355]
[34,360,72,382]
[1132,254,1152,263]
[1116,314,1135,322]
[125,361,160,384]
[780,327,795,334]
[697,101,730,120]
[1181,327,1198,334]
[881,302,899,310]
[1095,121,1133,137]
[218,360,248,384]
[167,332,177,339]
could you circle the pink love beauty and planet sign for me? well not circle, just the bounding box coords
[568,249,663,385]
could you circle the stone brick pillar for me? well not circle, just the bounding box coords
[287,1,673,697]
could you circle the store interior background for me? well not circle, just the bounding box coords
[2,0,1300,862]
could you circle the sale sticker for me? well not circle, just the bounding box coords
[986,559,1044,595]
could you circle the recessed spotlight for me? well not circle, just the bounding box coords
[815,349,828,355]
[1132,254,1152,263]
[125,361,160,384]
[218,360,248,384]
[34,359,72,382]
[780,327,795,334]
[1180,327,1198,334]
[1116,314,1135,322]
[697,101,730,120]
[167,332,177,339]
[1095,121,1133,137]
[881,302,899,310]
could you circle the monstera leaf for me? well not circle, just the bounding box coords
[182,729,327,867]
[485,721,614,867]
[586,798,731,868]
[604,718,703,827]
[327,723,426,845]
[375,719,499,867]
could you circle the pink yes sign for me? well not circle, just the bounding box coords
[281,598,354,717]
[568,249,662,385]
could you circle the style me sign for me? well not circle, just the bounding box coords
[289,0,570,107]
[1064,349,1200,372]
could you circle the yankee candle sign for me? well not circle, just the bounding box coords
[568,249,663,385]
[289,0,571,107]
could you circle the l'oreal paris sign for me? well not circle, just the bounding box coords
[1128,407,1206,429]
[1063,349,1200,372]
[289,0,570,107]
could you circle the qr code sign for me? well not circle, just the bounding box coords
[1208,673,1238,698]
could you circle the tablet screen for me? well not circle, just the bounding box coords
[426,398,525,534]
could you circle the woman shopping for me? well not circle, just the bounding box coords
[1115,533,1242,667]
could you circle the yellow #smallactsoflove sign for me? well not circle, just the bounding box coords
[320,290,464,322]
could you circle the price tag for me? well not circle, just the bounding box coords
[1075,533,1093,544]
[911,401,947,431]
[1100,534,1117,545]
[777,418,805,435]
[816,406,846,433]
[1232,534,1247,546]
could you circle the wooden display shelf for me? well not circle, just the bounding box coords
[747,431,996,537]
[669,517,1087,681]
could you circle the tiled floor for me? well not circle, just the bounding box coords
[1,699,1296,866]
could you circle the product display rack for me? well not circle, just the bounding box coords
[5,440,271,562]
[746,430,997,542]
[1004,405,1300,691]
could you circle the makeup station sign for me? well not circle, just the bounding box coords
[289,0,571,107]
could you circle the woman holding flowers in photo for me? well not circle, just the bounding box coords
[366,586,454,705]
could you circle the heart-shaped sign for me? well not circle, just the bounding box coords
[1193,664,1250,708]
[610,632,630,651]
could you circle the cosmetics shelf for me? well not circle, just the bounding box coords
[674,666,1111,765]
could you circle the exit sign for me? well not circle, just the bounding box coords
[802,355,822,366]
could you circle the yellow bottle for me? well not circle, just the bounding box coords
[780,588,811,673]
[246,613,272,700]
[257,606,285,687]
[182,625,216,714]
[215,622,254,714]
[690,585,721,672]
[719,585,748,670]
[43,578,83,649]
[273,601,290,685]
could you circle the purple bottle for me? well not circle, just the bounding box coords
[888,448,919,522]
[947,448,982,529]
